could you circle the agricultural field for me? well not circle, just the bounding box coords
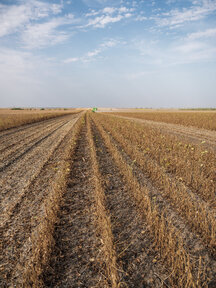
[0,110,216,287]
[0,108,81,131]
[110,110,216,131]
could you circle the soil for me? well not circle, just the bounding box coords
[99,121,216,282]
[1,112,216,287]
[43,122,107,288]
[43,120,164,287]
[0,113,82,286]
[91,122,164,287]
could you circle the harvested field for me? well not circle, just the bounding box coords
[1,111,216,287]
[0,112,83,286]
[112,114,216,150]
[0,108,81,131]
[110,111,216,131]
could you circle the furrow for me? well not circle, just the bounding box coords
[0,118,70,172]
[90,118,170,287]
[0,116,66,154]
[0,112,80,139]
[95,114,216,252]
[87,114,119,287]
[0,115,80,226]
[91,114,209,287]
[0,113,84,287]
[43,118,108,288]
[92,116,216,284]
[0,115,68,150]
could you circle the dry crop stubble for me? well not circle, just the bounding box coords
[0,109,81,131]
[100,114,216,205]
[94,114,216,254]
[0,115,80,232]
[87,114,119,287]
[110,111,216,131]
[0,114,84,287]
[90,114,205,287]
[1,110,216,287]
[42,116,112,287]
[89,117,164,286]
[22,115,84,287]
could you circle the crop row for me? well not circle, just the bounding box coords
[98,114,216,206]
[90,114,209,287]
[86,114,119,287]
[21,115,84,287]
[93,114,215,255]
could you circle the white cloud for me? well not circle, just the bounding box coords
[85,6,134,28]
[100,39,117,48]
[103,7,116,14]
[63,57,79,63]
[0,1,63,38]
[133,36,216,69]
[21,19,68,49]
[155,0,216,27]
[0,4,31,37]
[63,39,119,63]
[87,14,123,28]
[135,15,148,21]
[0,1,79,49]
[86,49,100,58]
[186,28,216,40]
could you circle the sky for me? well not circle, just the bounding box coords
[0,0,216,108]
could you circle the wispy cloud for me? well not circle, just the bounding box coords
[86,14,124,28]
[84,6,134,28]
[0,2,133,49]
[186,27,216,40]
[172,41,216,64]
[21,15,75,49]
[155,0,216,28]
[133,34,216,70]
[0,0,63,38]
[63,57,80,63]
[64,39,119,63]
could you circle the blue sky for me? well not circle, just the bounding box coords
[0,0,216,108]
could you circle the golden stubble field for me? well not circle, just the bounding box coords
[0,109,215,287]
[0,108,82,131]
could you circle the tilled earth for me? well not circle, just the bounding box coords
[1,112,216,287]
[44,123,107,287]
[43,119,164,287]
[0,113,82,286]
